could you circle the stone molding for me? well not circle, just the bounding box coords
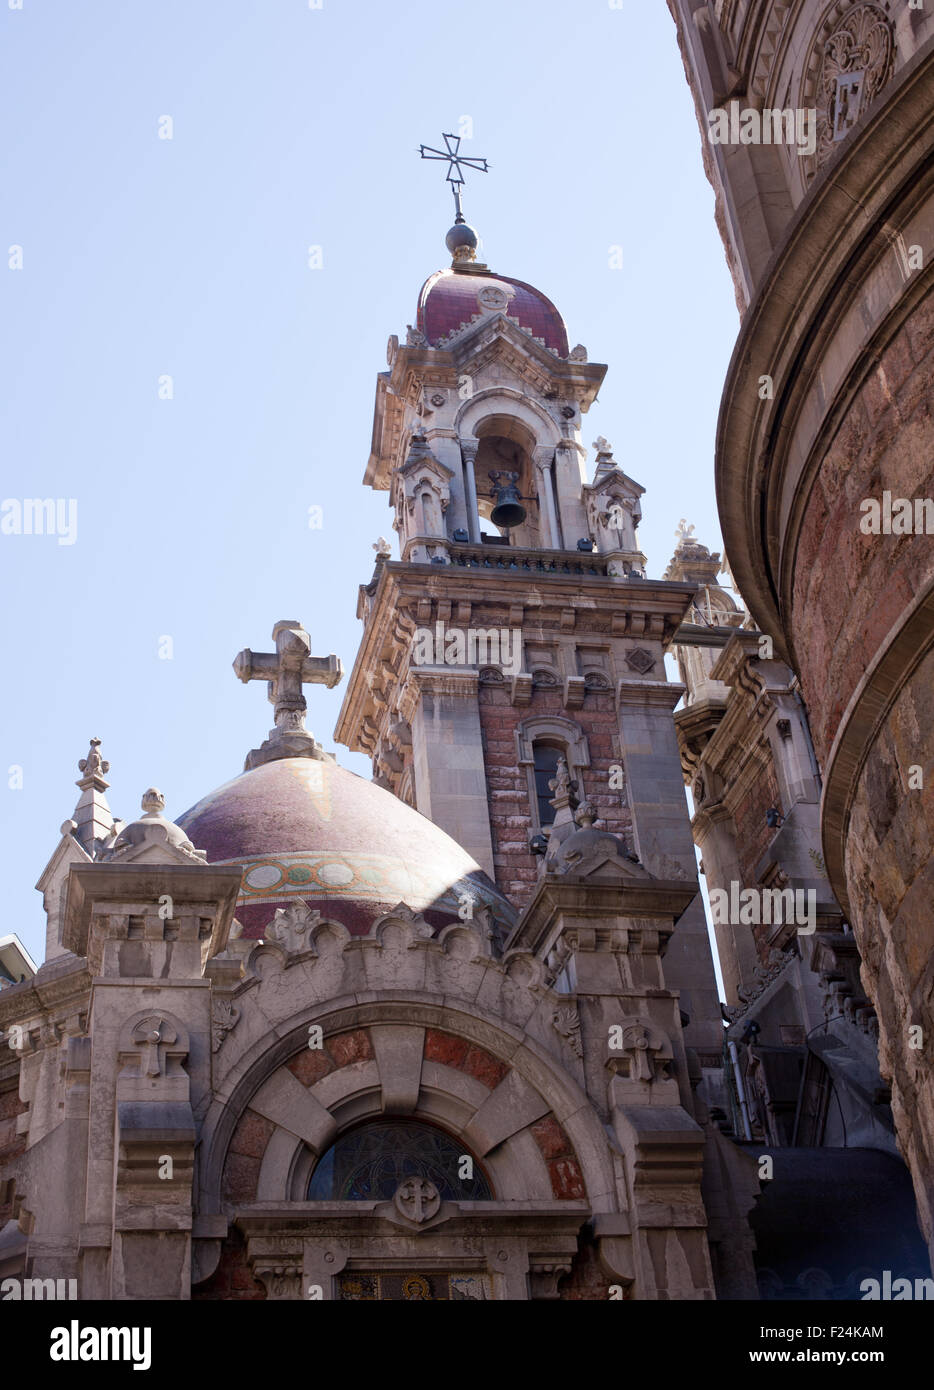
[821,575,934,914]
[715,40,934,653]
[236,1206,588,1300]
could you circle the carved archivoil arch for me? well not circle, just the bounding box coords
[217,1018,588,1210]
[515,715,591,770]
[454,389,560,452]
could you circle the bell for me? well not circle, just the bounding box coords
[489,471,527,529]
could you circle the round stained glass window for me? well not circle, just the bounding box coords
[307,1120,493,1201]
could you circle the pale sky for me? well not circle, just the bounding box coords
[0,0,738,967]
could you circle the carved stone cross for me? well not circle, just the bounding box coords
[394,1177,441,1226]
[131,1017,177,1078]
[233,621,342,768]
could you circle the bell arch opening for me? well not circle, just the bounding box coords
[472,415,542,548]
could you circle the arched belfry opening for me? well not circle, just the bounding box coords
[472,414,548,549]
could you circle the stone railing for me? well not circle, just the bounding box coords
[446,542,613,577]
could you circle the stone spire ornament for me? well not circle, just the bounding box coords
[71,737,117,856]
[592,437,617,481]
[233,620,343,771]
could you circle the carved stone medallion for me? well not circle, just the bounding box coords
[393,1177,441,1225]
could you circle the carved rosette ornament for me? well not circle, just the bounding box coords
[803,3,895,179]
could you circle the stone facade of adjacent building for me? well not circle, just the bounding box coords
[668,0,934,1264]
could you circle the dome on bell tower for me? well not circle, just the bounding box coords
[417,265,570,357]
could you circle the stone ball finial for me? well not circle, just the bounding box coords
[141,787,166,816]
[445,221,478,260]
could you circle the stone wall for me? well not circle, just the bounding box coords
[792,297,934,766]
[0,1083,26,1228]
[845,646,934,1251]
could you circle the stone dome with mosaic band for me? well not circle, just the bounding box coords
[176,620,512,939]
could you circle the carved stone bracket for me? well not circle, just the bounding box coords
[255,1263,303,1300]
[529,1260,572,1300]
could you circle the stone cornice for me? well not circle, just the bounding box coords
[334,562,698,755]
[673,697,728,780]
[62,864,243,961]
[615,679,685,711]
[715,39,934,660]
[513,875,698,957]
[406,666,480,697]
[0,954,91,1031]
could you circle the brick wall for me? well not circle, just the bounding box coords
[478,684,633,909]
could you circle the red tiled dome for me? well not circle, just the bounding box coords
[177,757,511,939]
[417,269,569,356]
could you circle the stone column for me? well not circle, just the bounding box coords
[553,442,590,545]
[60,862,240,1300]
[615,680,723,1058]
[692,802,760,1005]
[408,669,495,877]
[459,438,481,543]
[533,446,559,549]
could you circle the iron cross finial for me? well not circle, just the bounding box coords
[419,132,490,221]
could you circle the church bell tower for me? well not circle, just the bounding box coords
[334,146,722,1062]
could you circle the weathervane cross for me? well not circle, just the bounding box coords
[419,132,490,221]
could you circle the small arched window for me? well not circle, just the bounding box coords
[307,1120,493,1201]
[532,742,564,826]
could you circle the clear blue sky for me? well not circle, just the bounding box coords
[0,0,738,967]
